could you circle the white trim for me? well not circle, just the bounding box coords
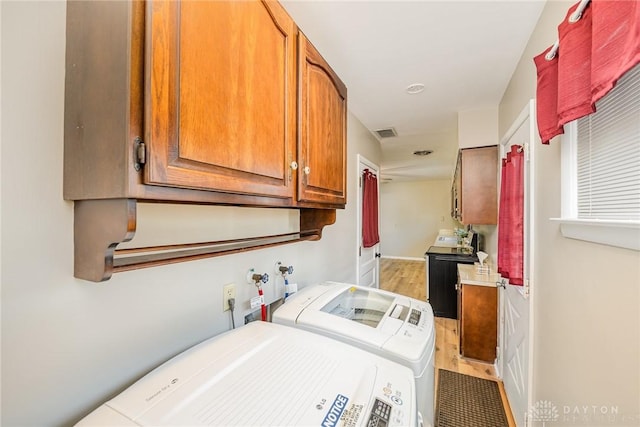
[526,100,536,424]
[500,100,534,145]
[380,255,424,262]
[557,85,640,251]
[560,121,578,218]
[524,102,536,300]
[551,218,640,251]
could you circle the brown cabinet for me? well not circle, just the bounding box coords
[458,283,498,362]
[297,33,347,205]
[451,146,498,224]
[451,153,462,219]
[145,0,298,200]
[63,0,347,281]
[145,1,348,206]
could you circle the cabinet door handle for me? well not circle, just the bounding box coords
[290,161,298,170]
[303,166,311,175]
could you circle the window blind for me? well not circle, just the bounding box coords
[576,64,640,220]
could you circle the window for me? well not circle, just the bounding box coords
[555,64,640,251]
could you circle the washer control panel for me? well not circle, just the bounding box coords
[367,399,392,427]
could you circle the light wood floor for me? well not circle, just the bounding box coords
[379,258,516,426]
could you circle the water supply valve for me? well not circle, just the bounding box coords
[275,261,293,277]
[274,261,296,302]
[247,268,269,321]
[247,268,269,286]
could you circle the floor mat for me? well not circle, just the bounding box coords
[435,369,509,427]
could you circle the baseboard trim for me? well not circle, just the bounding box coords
[380,255,425,261]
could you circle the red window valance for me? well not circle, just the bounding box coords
[534,0,640,144]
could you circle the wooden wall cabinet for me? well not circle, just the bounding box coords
[145,0,298,201]
[458,283,498,363]
[63,0,347,281]
[297,33,347,205]
[451,146,498,224]
[451,154,462,219]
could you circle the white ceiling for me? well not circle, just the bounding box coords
[280,0,546,181]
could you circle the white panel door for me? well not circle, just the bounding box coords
[357,155,380,288]
[502,280,531,425]
[499,101,535,426]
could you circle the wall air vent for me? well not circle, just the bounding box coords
[374,127,398,139]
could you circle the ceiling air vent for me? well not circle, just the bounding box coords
[374,127,397,139]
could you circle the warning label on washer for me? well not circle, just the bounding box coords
[322,394,349,427]
[339,403,364,427]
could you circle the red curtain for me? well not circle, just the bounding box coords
[557,1,594,124]
[497,145,524,286]
[534,0,640,144]
[591,0,640,102]
[534,47,564,143]
[362,169,380,248]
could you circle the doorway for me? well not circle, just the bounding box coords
[356,155,380,288]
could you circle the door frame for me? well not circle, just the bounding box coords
[356,154,380,288]
[497,99,536,424]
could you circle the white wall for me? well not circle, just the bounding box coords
[500,1,640,424]
[458,106,499,149]
[379,179,457,259]
[0,2,381,425]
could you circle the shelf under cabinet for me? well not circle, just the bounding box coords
[73,199,336,282]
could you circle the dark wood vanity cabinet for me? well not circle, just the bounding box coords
[428,255,462,319]
[426,250,476,319]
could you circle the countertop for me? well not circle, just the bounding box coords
[457,263,501,287]
[425,245,477,258]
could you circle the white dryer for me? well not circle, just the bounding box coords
[76,321,416,427]
[272,282,435,427]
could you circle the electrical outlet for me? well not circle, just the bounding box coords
[223,283,236,312]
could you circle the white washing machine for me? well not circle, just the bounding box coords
[272,281,435,427]
[76,321,417,427]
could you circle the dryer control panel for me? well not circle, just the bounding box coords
[407,308,422,326]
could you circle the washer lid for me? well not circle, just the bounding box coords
[320,286,397,328]
[277,283,435,366]
[96,322,416,427]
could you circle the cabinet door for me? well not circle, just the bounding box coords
[428,257,459,319]
[297,32,347,206]
[145,0,297,199]
[460,146,498,224]
[460,284,498,362]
